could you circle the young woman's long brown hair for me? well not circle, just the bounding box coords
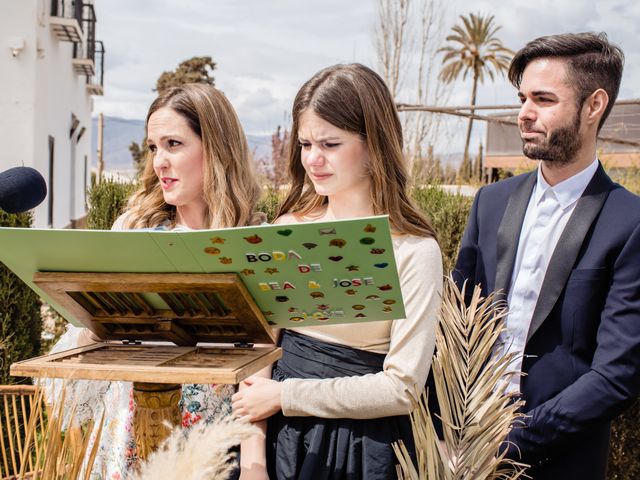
[121,83,262,229]
[276,63,436,239]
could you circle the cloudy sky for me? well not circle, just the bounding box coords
[93,0,640,153]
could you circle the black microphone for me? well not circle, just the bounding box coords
[0,167,48,214]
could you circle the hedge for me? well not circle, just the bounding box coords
[0,210,41,384]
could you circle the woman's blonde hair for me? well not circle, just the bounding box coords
[277,63,436,239]
[121,83,262,229]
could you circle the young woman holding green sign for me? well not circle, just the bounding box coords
[49,83,262,479]
[233,63,443,480]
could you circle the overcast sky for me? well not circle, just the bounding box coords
[93,0,640,152]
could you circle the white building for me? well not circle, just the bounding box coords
[0,0,104,228]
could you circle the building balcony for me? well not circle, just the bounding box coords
[86,40,105,96]
[49,0,83,42]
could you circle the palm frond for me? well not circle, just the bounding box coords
[438,12,513,86]
[395,277,529,479]
[18,382,106,479]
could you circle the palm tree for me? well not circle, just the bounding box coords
[439,13,513,181]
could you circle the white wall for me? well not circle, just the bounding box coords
[0,0,95,228]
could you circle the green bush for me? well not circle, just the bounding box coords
[256,186,283,223]
[0,210,41,384]
[411,186,473,274]
[86,179,137,230]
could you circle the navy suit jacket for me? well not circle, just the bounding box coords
[453,164,640,479]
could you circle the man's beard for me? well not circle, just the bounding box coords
[521,113,582,165]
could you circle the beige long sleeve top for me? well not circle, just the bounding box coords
[281,233,442,419]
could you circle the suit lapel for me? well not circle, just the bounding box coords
[494,173,536,300]
[526,164,614,343]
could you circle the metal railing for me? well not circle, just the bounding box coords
[50,0,83,30]
[92,40,105,88]
[72,3,96,63]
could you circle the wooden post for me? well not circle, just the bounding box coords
[97,112,104,184]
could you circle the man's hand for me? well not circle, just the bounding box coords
[232,376,282,422]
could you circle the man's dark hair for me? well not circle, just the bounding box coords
[508,32,624,132]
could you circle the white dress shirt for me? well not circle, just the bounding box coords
[500,158,599,394]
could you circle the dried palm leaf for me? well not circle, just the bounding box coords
[17,381,105,480]
[396,276,529,479]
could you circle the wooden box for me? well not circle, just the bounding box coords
[11,272,281,384]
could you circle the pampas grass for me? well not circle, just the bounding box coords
[132,417,259,480]
[395,277,529,479]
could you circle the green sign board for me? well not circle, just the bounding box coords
[0,216,405,328]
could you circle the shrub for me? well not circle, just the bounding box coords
[411,186,473,274]
[86,179,137,230]
[255,186,282,223]
[0,210,41,384]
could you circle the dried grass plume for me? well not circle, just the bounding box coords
[132,416,260,480]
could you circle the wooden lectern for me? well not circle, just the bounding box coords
[11,271,281,459]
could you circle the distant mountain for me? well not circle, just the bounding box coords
[91,116,272,174]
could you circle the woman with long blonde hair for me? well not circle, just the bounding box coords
[233,64,443,480]
[50,83,262,479]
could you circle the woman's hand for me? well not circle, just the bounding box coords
[232,376,282,422]
[239,464,269,480]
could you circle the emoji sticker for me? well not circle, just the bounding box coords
[359,237,375,245]
[319,228,336,235]
[210,236,226,244]
[329,256,343,262]
[346,265,360,272]
[378,284,392,291]
[277,229,293,236]
[329,239,347,248]
[355,313,367,318]
[370,248,386,254]
[288,307,298,313]
[383,306,393,312]
[310,292,325,299]
[290,316,304,323]
[240,269,255,275]
[265,267,279,275]
[366,295,380,301]
[374,262,389,268]
[275,296,289,303]
[317,304,330,310]
[352,305,365,310]
[244,234,263,244]
[219,257,232,264]
[364,224,376,233]
[204,247,220,255]
[302,242,317,249]
[382,299,396,305]
[345,289,357,296]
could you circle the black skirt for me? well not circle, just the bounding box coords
[267,330,416,480]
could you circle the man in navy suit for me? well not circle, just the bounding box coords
[454,32,640,478]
